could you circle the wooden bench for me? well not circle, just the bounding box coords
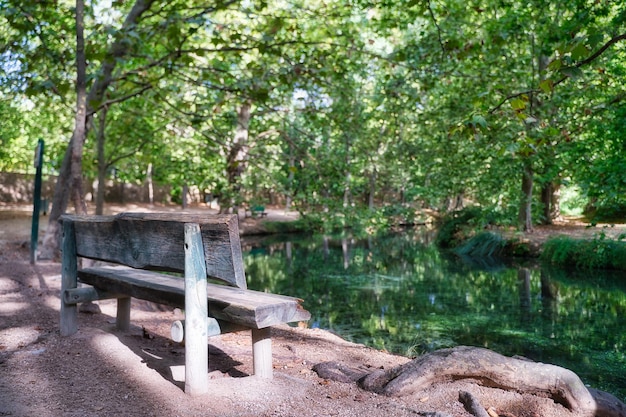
[59,212,310,395]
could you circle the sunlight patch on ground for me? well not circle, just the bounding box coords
[0,300,29,315]
[0,326,40,351]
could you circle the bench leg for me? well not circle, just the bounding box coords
[60,221,78,336]
[184,223,209,395]
[252,327,273,378]
[116,297,131,331]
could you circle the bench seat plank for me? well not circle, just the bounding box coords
[78,266,311,329]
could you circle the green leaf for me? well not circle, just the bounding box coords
[539,79,553,94]
[560,66,584,79]
[571,43,589,61]
[471,115,487,129]
[511,98,526,111]
[587,33,604,49]
[547,59,562,71]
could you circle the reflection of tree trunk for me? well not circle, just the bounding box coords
[222,101,252,214]
[323,236,330,260]
[518,163,534,232]
[342,238,349,269]
[518,268,531,321]
[540,270,558,331]
[285,241,292,271]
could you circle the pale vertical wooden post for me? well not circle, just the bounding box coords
[252,327,273,378]
[60,219,78,336]
[184,223,209,395]
[116,297,131,331]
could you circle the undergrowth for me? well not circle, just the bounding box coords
[454,231,506,258]
[541,232,626,270]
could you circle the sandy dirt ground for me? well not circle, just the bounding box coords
[1,203,624,417]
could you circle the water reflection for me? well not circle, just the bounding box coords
[241,229,626,401]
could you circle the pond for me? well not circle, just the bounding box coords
[241,228,626,401]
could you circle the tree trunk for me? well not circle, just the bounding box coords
[540,180,561,225]
[343,136,351,209]
[69,0,88,216]
[368,168,376,210]
[41,0,156,257]
[221,101,252,214]
[285,143,295,212]
[518,162,534,232]
[146,163,154,206]
[95,106,108,215]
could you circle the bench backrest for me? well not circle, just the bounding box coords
[61,212,246,289]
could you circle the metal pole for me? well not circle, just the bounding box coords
[30,139,44,265]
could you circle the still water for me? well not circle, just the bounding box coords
[241,228,626,401]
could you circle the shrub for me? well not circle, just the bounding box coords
[541,234,626,271]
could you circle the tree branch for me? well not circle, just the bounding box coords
[489,32,626,114]
[88,83,153,117]
[427,1,446,60]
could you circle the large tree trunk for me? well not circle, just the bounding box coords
[41,0,156,257]
[518,162,534,232]
[541,180,561,224]
[221,101,252,214]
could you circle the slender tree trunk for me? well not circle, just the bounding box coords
[146,163,154,206]
[285,143,295,212]
[69,0,88,216]
[368,168,376,210]
[550,181,561,221]
[221,101,252,214]
[41,0,156,256]
[518,162,534,232]
[95,106,108,215]
[343,136,351,209]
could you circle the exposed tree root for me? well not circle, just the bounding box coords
[356,346,625,417]
[313,346,626,417]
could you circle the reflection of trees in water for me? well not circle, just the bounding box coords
[242,230,626,400]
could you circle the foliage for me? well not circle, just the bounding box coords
[541,232,626,270]
[435,206,506,248]
[2,0,626,231]
[454,231,506,259]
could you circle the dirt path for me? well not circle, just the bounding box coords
[1,204,622,417]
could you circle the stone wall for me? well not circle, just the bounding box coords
[0,172,173,204]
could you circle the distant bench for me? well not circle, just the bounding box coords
[59,212,310,395]
[247,205,267,218]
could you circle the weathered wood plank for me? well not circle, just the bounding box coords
[77,266,311,329]
[60,220,78,336]
[63,287,119,304]
[61,213,246,288]
[252,327,273,378]
[171,319,222,342]
[183,223,209,396]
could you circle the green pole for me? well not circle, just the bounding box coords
[30,139,44,264]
